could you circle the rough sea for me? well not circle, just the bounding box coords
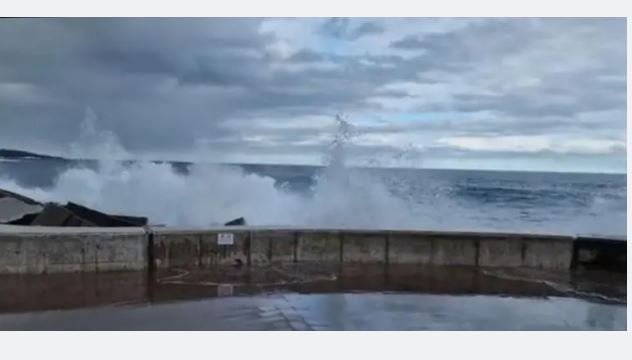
[0,157,626,237]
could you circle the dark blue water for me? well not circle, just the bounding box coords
[245,164,626,236]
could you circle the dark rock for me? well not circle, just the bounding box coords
[224,217,246,226]
[0,188,44,223]
[0,148,65,161]
[108,215,149,227]
[1,188,148,227]
[0,188,42,205]
[5,212,39,225]
[30,203,96,227]
[64,202,147,227]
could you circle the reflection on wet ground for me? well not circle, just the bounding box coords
[0,264,626,330]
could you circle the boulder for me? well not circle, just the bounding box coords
[64,202,147,227]
[30,203,96,227]
[0,188,43,223]
[224,217,246,226]
[1,188,148,227]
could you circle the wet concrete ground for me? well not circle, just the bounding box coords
[0,265,626,330]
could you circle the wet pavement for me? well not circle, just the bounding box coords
[0,265,626,330]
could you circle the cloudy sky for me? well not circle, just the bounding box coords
[0,18,626,173]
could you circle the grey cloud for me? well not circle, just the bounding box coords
[380,18,627,118]
[0,18,626,172]
[0,18,277,154]
[390,18,532,55]
[320,18,384,40]
[288,50,325,62]
[351,22,385,39]
[390,35,426,49]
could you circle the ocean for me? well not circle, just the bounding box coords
[0,157,626,237]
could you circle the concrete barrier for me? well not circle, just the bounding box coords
[149,227,579,270]
[342,231,386,263]
[0,225,625,274]
[296,231,340,263]
[152,228,249,269]
[250,230,296,265]
[0,225,147,274]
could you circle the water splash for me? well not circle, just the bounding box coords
[303,114,418,228]
[0,111,625,235]
[326,113,357,170]
[70,107,130,162]
[0,112,419,229]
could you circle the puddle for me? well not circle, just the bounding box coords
[0,264,626,330]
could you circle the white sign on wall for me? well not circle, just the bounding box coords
[217,232,234,245]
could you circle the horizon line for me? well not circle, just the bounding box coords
[1,147,626,176]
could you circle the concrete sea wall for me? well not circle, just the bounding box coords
[0,225,626,274]
[151,228,576,270]
[0,225,147,274]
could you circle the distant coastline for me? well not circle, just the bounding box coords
[0,149,65,161]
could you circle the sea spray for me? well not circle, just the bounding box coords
[0,112,420,229]
[303,114,418,228]
[0,112,625,235]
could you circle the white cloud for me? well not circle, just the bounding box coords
[223,114,336,130]
[264,40,294,60]
[436,135,626,154]
[269,60,340,72]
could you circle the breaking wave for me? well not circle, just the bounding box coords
[0,111,626,236]
[0,113,422,229]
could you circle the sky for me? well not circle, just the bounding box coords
[0,17,627,173]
